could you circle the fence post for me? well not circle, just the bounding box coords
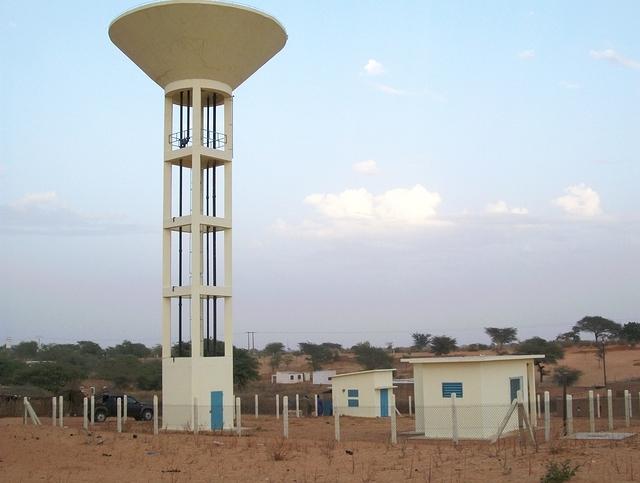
[409,395,412,416]
[153,395,159,435]
[90,395,95,426]
[52,396,57,427]
[123,394,128,424]
[607,389,613,431]
[116,397,122,433]
[83,397,88,431]
[596,393,601,419]
[566,395,573,435]
[194,397,199,435]
[390,393,397,444]
[276,394,280,419]
[629,390,633,418]
[23,397,28,425]
[625,390,630,427]
[588,390,595,432]
[296,394,300,418]
[451,393,459,444]
[314,394,318,416]
[536,394,541,419]
[334,407,340,442]
[235,397,242,436]
[255,394,259,418]
[544,391,550,442]
[58,395,63,428]
[283,395,289,438]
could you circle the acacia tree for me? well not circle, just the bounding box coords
[263,342,285,371]
[298,342,335,370]
[411,333,431,351]
[621,322,640,347]
[573,316,621,386]
[429,336,457,356]
[484,327,517,353]
[552,366,582,435]
[515,337,564,382]
[352,342,392,370]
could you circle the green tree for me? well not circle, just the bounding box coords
[107,340,151,358]
[76,340,104,356]
[552,366,582,435]
[16,362,83,393]
[411,333,431,351]
[298,342,335,370]
[0,353,26,384]
[430,336,457,356]
[621,322,640,347]
[352,342,393,370]
[515,337,565,382]
[555,329,581,346]
[95,355,142,388]
[264,342,285,372]
[11,341,39,360]
[484,327,518,352]
[233,347,259,388]
[136,360,162,390]
[573,316,621,385]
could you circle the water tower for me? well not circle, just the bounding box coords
[109,0,286,430]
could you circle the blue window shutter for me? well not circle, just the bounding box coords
[348,399,359,407]
[442,382,463,398]
[347,389,359,398]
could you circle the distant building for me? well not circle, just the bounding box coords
[272,371,307,384]
[312,370,336,385]
[401,354,543,439]
[331,369,395,418]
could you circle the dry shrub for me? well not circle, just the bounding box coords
[269,437,289,461]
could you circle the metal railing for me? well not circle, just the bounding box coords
[168,129,227,150]
[169,129,192,149]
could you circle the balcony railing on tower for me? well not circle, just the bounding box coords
[169,129,227,150]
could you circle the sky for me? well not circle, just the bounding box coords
[1,1,639,350]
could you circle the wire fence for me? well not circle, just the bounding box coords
[8,391,640,446]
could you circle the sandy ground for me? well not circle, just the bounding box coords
[3,417,640,482]
[556,345,640,387]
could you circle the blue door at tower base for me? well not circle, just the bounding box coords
[380,388,389,417]
[211,391,223,430]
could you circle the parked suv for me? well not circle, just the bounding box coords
[94,394,153,423]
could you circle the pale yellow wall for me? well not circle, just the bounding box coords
[331,371,393,418]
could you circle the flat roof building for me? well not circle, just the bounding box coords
[331,369,395,418]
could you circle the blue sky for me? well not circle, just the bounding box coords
[1,1,638,349]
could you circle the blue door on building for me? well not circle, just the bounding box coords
[379,388,389,417]
[509,377,522,403]
[211,391,223,430]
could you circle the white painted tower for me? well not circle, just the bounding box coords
[109,1,286,430]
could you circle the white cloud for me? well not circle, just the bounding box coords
[590,49,640,70]
[353,159,380,175]
[517,49,536,60]
[554,184,602,217]
[559,80,581,89]
[374,83,406,96]
[363,59,384,76]
[485,201,528,215]
[304,185,443,227]
[9,191,59,210]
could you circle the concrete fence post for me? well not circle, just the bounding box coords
[451,393,459,444]
[283,395,289,438]
[334,407,340,442]
[409,395,412,416]
[153,395,159,435]
[625,390,630,427]
[123,394,128,423]
[295,394,300,418]
[58,395,63,428]
[544,391,550,442]
[90,395,95,426]
[236,397,242,436]
[596,393,601,418]
[566,395,573,436]
[255,394,259,418]
[607,389,613,431]
[52,397,57,427]
[314,394,318,416]
[23,397,28,425]
[276,394,280,419]
[83,397,89,431]
[536,394,541,419]
[194,397,199,435]
[116,397,122,433]
[629,390,633,418]
[588,390,595,432]
[390,393,397,444]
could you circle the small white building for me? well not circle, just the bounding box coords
[331,369,395,418]
[312,370,336,385]
[271,371,309,384]
[402,355,543,440]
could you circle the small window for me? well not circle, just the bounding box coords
[347,388,359,408]
[298,374,302,380]
[348,399,359,407]
[442,382,463,398]
[290,375,294,380]
[347,389,359,398]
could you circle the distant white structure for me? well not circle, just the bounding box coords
[402,355,543,439]
[272,372,306,384]
[331,369,395,418]
[312,370,336,385]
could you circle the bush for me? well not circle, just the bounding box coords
[541,460,579,483]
